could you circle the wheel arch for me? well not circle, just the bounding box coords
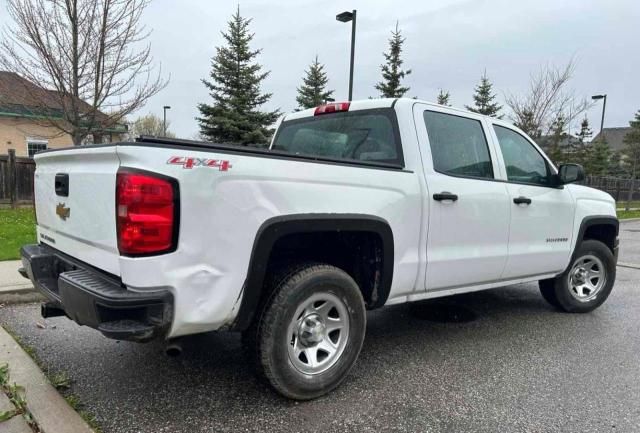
[231,213,394,331]
[572,216,619,263]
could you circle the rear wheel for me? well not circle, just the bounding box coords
[539,239,615,313]
[245,263,366,400]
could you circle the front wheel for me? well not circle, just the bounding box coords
[248,263,366,400]
[539,239,616,313]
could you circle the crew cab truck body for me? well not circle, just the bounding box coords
[21,98,618,400]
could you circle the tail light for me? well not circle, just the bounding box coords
[116,171,178,256]
[314,102,350,116]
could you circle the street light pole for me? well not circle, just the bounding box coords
[599,95,607,137]
[591,94,607,139]
[163,105,171,137]
[348,10,356,101]
[336,10,357,101]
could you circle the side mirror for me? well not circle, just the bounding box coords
[558,163,585,184]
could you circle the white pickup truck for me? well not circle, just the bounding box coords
[20,98,618,400]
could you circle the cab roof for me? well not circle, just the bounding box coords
[283,97,505,122]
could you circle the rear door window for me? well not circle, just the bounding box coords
[272,109,403,166]
[423,111,494,179]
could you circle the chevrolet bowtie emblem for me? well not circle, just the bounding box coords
[56,203,70,221]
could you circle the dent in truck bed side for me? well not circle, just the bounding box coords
[230,214,395,331]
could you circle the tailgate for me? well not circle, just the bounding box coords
[34,146,121,276]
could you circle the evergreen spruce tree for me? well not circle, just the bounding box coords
[375,22,411,98]
[576,117,593,143]
[585,139,612,176]
[514,109,540,138]
[570,117,593,166]
[546,115,567,166]
[623,110,640,206]
[436,89,451,106]
[465,71,502,117]
[608,151,628,178]
[624,110,640,162]
[296,56,334,109]
[197,8,280,145]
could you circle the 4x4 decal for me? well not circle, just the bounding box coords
[167,156,232,171]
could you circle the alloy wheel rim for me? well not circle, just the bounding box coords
[567,254,606,302]
[287,292,350,375]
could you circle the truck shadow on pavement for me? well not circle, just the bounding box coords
[151,283,557,395]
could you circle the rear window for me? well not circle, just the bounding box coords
[423,111,493,179]
[271,109,403,166]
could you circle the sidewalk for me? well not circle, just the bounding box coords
[0,326,94,433]
[0,261,41,304]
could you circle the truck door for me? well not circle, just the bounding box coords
[489,123,575,278]
[413,104,511,290]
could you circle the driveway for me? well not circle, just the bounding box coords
[1,221,640,432]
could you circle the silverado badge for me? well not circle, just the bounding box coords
[56,203,70,221]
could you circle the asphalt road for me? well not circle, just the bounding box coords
[2,222,640,433]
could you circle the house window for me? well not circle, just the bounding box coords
[26,138,48,158]
[82,134,94,145]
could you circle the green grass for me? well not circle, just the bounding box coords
[618,209,640,220]
[616,201,640,210]
[64,394,102,433]
[0,363,37,429]
[50,372,71,390]
[0,208,36,261]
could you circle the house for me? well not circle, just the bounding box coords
[0,71,127,157]
[592,127,633,153]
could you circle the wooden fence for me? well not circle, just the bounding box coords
[0,149,36,207]
[582,176,640,202]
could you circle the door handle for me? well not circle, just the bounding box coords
[433,192,458,202]
[513,196,532,205]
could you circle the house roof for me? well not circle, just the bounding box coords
[0,71,126,132]
[0,71,64,110]
[592,127,633,152]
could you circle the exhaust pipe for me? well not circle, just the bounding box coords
[165,339,183,357]
[41,302,66,319]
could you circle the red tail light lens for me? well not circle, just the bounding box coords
[314,102,350,116]
[116,171,178,255]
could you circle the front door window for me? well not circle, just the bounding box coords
[493,125,551,186]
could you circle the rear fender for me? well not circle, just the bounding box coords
[231,214,394,331]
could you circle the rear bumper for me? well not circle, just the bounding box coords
[20,244,173,342]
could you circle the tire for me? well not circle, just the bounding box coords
[245,263,366,400]
[538,239,616,313]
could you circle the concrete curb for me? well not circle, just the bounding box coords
[0,260,43,305]
[0,286,43,305]
[0,326,94,433]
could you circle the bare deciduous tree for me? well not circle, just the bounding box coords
[0,0,167,145]
[128,113,175,139]
[504,61,591,138]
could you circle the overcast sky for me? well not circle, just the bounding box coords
[1,0,639,138]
